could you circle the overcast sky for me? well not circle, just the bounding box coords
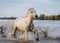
[0,0,60,17]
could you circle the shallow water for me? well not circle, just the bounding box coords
[0,20,60,43]
[0,37,60,43]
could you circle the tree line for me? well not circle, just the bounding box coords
[38,14,60,20]
[0,14,60,20]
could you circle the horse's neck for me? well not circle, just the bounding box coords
[26,16,33,25]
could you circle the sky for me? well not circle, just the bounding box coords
[0,0,60,17]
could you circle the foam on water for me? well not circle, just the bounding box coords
[0,20,60,40]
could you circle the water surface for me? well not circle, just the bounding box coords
[0,20,60,43]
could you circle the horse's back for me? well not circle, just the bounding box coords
[14,17,29,24]
[13,17,31,31]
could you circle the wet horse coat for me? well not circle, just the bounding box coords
[12,8,39,41]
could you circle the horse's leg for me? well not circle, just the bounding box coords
[20,31,24,36]
[25,29,28,41]
[31,29,39,41]
[11,26,17,38]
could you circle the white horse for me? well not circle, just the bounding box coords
[11,8,39,41]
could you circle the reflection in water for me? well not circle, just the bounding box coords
[0,38,60,43]
[14,41,34,43]
[0,40,35,43]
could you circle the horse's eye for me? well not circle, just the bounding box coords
[31,11,33,13]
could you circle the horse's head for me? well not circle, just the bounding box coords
[26,8,38,19]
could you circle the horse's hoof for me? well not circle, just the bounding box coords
[36,38,39,41]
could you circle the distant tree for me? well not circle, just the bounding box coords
[57,14,60,20]
[57,14,60,17]
[38,14,45,20]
